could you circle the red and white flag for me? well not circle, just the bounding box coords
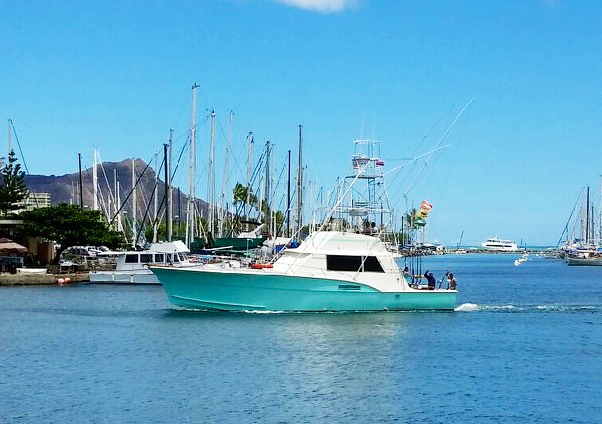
[420,201,433,211]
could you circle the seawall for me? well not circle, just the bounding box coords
[0,273,90,286]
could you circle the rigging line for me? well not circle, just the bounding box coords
[316,161,372,234]
[403,99,473,196]
[270,159,288,211]
[407,104,452,160]
[135,155,166,245]
[8,120,31,176]
[382,146,450,178]
[7,119,41,210]
[97,153,121,222]
[557,187,585,247]
[80,159,114,223]
[108,156,154,227]
[383,145,450,210]
[168,135,191,191]
[214,111,233,146]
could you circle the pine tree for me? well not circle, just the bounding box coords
[0,150,29,216]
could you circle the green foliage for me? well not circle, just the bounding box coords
[19,204,124,261]
[0,150,29,216]
[233,182,257,206]
[405,208,423,229]
[143,217,198,242]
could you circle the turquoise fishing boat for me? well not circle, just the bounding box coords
[150,231,456,312]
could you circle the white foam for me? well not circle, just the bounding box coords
[243,310,286,314]
[455,303,480,312]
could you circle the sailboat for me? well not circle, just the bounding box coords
[561,185,602,265]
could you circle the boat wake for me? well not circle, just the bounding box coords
[455,303,599,313]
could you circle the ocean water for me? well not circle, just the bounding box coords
[0,254,600,423]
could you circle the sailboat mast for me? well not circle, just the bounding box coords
[78,153,83,208]
[219,112,233,237]
[264,140,271,232]
[167,129,173,242]
[113,169,117,230]
[7,119,13,158]
[586,185,590,244]
[153,151,158,242]
[208,109,216,237]
[287,149,291,237]
[93,148,98,211]
[599,175,602,244]
[245,132,254,227]
[132,158,137,248]
[186,83,199,247]
[297,124,303,236]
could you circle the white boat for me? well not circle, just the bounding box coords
[16,268,48,274]
[151,230,456,312]
[481,237,518,252]
[89,241,192,284]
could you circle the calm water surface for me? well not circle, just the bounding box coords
[0,254,600,423]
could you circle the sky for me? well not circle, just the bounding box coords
[2,0,602,246]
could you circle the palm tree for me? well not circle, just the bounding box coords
[233,182,257,207]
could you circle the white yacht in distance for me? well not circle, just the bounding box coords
[481,237,518,252]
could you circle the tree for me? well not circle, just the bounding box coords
[232,182,257,207]
[405,208,426,230]
[19,204,124,262]
[0,150,29,216]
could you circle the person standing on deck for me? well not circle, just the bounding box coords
[447,272,457,290]
[425,271,436,290]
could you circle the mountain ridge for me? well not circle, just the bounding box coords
[24,159,208,221]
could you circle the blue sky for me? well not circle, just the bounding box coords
[2,0,602,246]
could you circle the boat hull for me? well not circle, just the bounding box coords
[151,267,456,312]
[90,269,158,284]
[212,237,267,251]
[566,258,602,266]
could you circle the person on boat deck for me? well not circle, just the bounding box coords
[424,271,436,290]
[402,266,410,277]
[447,272,457,290]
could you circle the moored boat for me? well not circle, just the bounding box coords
[150,231,456,312]
[566,256,602,266]
[90,241,192,284]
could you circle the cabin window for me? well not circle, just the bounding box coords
[327,255,362,271]
[326,255,384,273]
[363,256,385,273]
[125,254,139,264]
[154,254,165,263]
[140,254,153,263]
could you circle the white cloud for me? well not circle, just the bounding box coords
[274,0,358,13]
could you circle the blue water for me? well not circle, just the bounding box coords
[0,254,600,423]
